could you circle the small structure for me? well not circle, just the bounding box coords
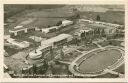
[29,50,42,59]
[61,20,73,27]
[29,36,45,42]
[14,25,23,29]
[41,26,59,33]
[74,28,92,36]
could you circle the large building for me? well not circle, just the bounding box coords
[41,34,73,47]
[29,34,73,59]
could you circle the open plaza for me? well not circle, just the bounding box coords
[4,5,125,78]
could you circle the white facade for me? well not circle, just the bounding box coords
[29,34,73,59]
[41,26,59,33]
[104,27,117,35]
[29,50,42,59]
[80,19,122,28]
[14,25,23,29]
[7,38,30,48]
[62,20,73,26]
[9,27,36,36]
[41,28,49,33]
[41,34,73,47]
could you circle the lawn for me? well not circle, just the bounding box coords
[4,46,21,56]
[98,40,123,47]
[62,50,82,62]
[77,43,98,52]
[80,10,124,25]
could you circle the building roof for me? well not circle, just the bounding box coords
[89,23,115,29]
[14,25,23,29]
[10,18,37,32]
[7,38,30,48]
[62,20,73,24]
[41,34,72,46]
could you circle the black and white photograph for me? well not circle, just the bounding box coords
[3,4,125,78]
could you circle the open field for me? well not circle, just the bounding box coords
[98,40,123,47]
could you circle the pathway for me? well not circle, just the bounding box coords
[104,69,124,78]
[57,61,71,65]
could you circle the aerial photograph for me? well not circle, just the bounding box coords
[4,4,125,78]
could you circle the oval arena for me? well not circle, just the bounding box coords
[69,46,124,77]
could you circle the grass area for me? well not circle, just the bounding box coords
[98,40,123,47]
[4,46,20,56]
[77,49,122,74]
[114,64,124,74]
[62,50,82,62]
[80,10,124,25]
[77,43,98,52]
[4,4,65,19]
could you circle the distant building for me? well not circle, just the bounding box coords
[41,20,73,34]
[9,18,37,37]
[9,26,37,37]
[80,18,123,29]
[89,22,117,35]
[6,38,30,48]
[74,28,93,36]
[61,20,73,27]
[41,26,59,33]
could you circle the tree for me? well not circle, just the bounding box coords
[56,21,62,26]
[96,15,100,21]
[60,48,64,59]
[33,64,37,75]
[50,47,54,60]
[43,59,48,70]
[102,29,105,37]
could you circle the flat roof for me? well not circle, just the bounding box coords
[41,34,72,46]
[10,26,36,32]
[89,23,115,29]
[10,18,37,31]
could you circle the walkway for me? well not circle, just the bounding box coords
[58,61,71,65]
[104,69,124,78]
[93,42,104,49]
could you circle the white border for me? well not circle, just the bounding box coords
[0,0,128,82]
